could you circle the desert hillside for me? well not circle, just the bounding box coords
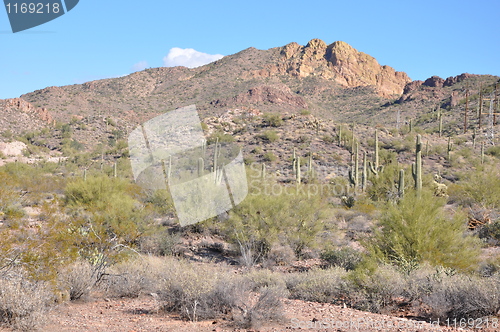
[0,39,499,331]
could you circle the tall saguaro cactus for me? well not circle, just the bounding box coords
[362,151,368,192]
[478,83,483,129]
[369,129,383,176]
[349,142,359,191]
[397,169,405,198]
[412,134,423,193]
[464,85,469,134]
[438,108,443,137]
[447,137,453,161]
[296,156,301,184]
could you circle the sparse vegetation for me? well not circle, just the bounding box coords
[0,52,498,331]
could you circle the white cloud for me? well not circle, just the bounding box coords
[163,47,224,68]
[132,61,149,72]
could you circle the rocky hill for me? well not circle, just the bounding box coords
[0,38,498,153]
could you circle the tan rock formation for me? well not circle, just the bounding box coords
[251,39,411,97]
[4,98,54,124]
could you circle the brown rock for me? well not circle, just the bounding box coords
[268,39,411,97]
[4,98,54,124]
[423,76,445,88]
[443,73,474,87]
[403,80,423,94]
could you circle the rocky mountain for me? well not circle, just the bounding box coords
[0,38,498,151]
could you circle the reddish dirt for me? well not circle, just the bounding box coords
[0,294,494,332]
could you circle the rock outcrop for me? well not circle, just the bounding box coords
[250,39,411,97]
[2,98,54,124]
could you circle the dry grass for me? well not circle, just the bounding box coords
[0,271,53,331]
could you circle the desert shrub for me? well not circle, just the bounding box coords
[264,244,296,266]
[64,176,149,274]
[263,113,283,127]
[242,269,287,291]
[367,163,412,202]
[235,286,287,329]
[285,267,349,304]
[485,145,500,158]
[102,258,156,298]
[321,134,335,143]
[422,273,500,321]
[0,272,53,331]
[0,199,79,283]
[262,151,277,162]
[157,260,232,320]
[347,264,405,313]
[369,190,481,272]
[258,130,279,143]
[478,221,500,244]
[139,229,181,256]
[449,166,500,209]
[321,247,363,271]
[221,179,329,264]
[58,260,98,300]
[243,155,255,165]
[207,131,234,144]
[143,188,175,216]
[157,259,257,322]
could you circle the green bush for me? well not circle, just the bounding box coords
[263,113,283,127]
[262,151,277,162]
[207,131,234,144]
[321,247,363,271]
[64,176,149,270]
[367,163,412,202]
[449,166,500,209]
[478,221,500,244]
[368,190,481,272]
[258,130,279,143]
[221,179,330,264]
[486,145,500,158]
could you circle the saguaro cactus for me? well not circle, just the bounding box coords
[447,137,453,161]
[349,142,359,191]
[481,142,485,164]
[397,169,405,198]
[292,147,297,173]
[362,151,368,192]
[296,156,301,184]
[464,85,469,134]
[369,129,383,176]
[412,134,422,193]
[438,109,443,137]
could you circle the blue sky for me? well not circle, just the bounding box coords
[1,0,499,99]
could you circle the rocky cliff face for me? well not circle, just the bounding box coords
[0,98,55,138]
[3,98,54,124]
[248,39,411,97]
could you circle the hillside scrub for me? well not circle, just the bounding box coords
[368,189,481,272]
[219,178,331,264]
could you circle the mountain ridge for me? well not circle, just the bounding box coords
[0,38,498,150]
